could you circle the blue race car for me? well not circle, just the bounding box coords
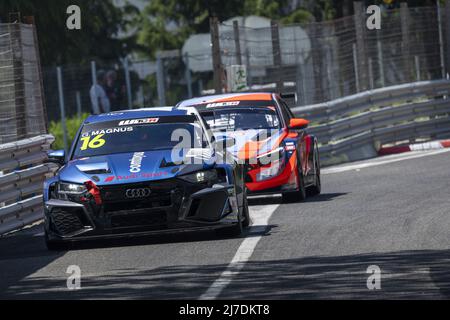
[43,107,249,250]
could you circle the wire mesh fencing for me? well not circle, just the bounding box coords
[0,23,47,144]
[42,54,205,124]
[3,3,447,147]
[214,4,447,106]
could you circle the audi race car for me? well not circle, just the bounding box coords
[177,93,321,202]
[43,107,249,250]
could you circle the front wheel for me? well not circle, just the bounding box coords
[45,233,68,251]
[216,197,247,237]
[242,195,250,228]
[282,164,306,203]
[307,146,321,196]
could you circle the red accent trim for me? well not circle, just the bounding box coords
[378,145,411,156]
[84,181,102,205]
[104,176,115,182]
[238,129,288,160]
[208,93,273,102]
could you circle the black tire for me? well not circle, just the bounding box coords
[306,146,321,196]
[216,220,243,238]
[282,163,306,203]
[216,199,245,237]
[45,232,68,251]
[242,195,250,228]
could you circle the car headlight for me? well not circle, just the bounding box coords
[256,147,285,166]
[179,170,218,183]
[256,158,284,181]
[254,147,286,182]
[57,182,87,195]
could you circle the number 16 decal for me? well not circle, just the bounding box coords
[80,134,106,150]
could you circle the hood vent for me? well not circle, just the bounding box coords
[76,163,111,175]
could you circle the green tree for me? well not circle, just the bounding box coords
[136,0,246,59]
[136,0,317,59]
[0,0,137,65]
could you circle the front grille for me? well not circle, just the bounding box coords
[110,211,167,228]
[50,208,85,235]
[101,180,178,212]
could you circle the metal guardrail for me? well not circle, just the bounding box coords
[0,135,57,235]
[1,81,450,233]
[292,80,450,164]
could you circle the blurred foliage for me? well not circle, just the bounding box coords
[49,113,89,150]
[0,0,137,66]
[0,0,438,65]
[136,0,319,59]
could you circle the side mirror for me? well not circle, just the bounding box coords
[289,118,309,130]
[46,149,66,165]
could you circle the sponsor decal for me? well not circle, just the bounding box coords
[79,134,106,151]
[129,152,146,173]
[285,142,296,151]
[141,172,169,178]
[119,118,159,126]
[104,176,115,182]
[103,172,169,183]
[285,145,296,151]
[82,127,133,137]
[206,101,240,108]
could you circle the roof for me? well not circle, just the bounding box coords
[177,93,274,108]
[84,107,193,124]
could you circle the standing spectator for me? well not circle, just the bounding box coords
[90,70,111,114]
[104,70,125,111]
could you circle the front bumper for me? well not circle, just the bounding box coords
[245,152,299,194]
[44,180,239,241]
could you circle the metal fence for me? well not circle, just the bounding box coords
[215,3,447,105]
[42,54,201,123]
[292,79,450,165]
[41,3,449,126]
[0,22,47,144]
[0,134,56,235]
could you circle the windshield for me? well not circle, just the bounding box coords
[201,107,281,132]
[72,116,207,159]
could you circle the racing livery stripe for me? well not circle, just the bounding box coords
[204,93,273,103]
[237,129,288,160]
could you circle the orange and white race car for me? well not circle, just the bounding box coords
[177,93,321,202]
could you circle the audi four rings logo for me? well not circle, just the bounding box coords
[125,188,151,198]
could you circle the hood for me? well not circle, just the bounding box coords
[214,128,287,160]
[58,149,215,186]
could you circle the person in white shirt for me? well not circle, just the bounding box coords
[90,71,111,114]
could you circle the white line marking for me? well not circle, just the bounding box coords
[322,148,450,174]
[200,204,280,300]
[200,148,450,299]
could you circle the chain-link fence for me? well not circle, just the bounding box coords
[42,54,205,123]
[213,4,446,106]
[40,3,449,136]
[0,22,47,144]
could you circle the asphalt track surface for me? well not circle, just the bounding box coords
[1,149,450,299]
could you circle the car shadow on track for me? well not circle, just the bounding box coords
[248,193,347,206]
[0,225,65,298]
[3,248,450,299]
[304,192,347,203]
[62,223,277,252]
[0,222,277,299]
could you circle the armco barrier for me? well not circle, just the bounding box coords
[292,80,450,165]
[0,135,57,235]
